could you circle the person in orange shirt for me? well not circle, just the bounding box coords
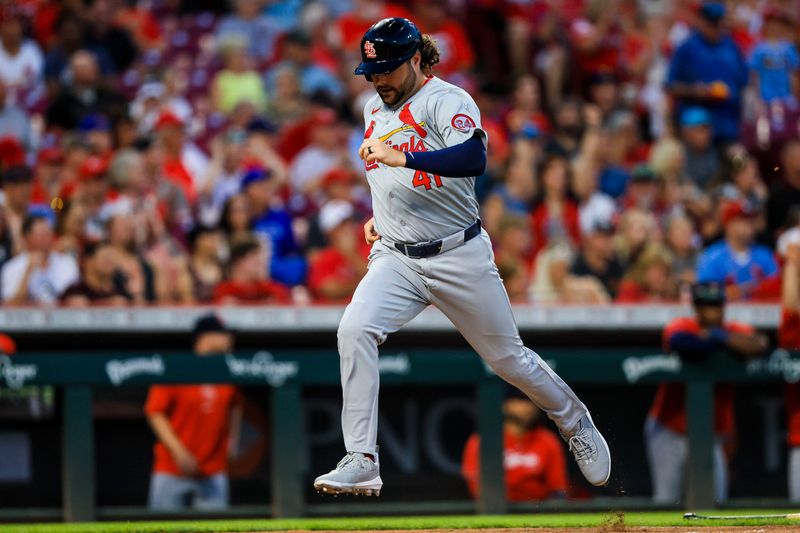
[780,239,800,501]
[462,389,568,502]
[145,314,243,510]
[645,282,767,503]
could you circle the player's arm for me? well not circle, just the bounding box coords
[359,133,487,177]
[146,411,201,476]
[784,244,800,312]
[667,327,767,360]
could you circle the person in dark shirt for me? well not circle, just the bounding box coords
[767,140,800,242]
[61,241,132,306]
[45,50,126,131]
[83,0,138,72]
[666,2,748,144]
[570,221,624,298]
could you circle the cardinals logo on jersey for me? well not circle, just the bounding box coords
[377,103,427,142]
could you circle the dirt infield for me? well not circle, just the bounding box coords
[281,529,800,533]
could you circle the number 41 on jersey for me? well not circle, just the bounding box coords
[412,170,443,190]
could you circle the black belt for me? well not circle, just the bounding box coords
[394,220,481,259]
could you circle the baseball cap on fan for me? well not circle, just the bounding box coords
[720,200,757,227]
[319,200,354,233]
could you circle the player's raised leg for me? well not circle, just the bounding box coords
[428,232,611,486]
[314,242,429,495]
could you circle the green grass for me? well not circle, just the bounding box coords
[1,511,799,533]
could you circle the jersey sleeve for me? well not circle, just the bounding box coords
[144,385,174,415]
[430,88,488,149]
[662,317,700,352]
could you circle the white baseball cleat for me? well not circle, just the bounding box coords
[314,452,383,496]
[563,414,611,486]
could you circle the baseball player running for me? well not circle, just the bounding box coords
[314,18,611,496]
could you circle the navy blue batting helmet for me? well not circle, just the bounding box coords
[354,18,421,79]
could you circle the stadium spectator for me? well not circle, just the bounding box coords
[155,109,209,206]
[493,216,533,280]
[1,165,34,256]
[665,215,699,286]
[503,76,550,138]
[622,165,660,215]
[680,107,720,190]
[75,155,110,242]
[264,65,307,125]
[53,200,86,259]
[0,81,34,153]
[481,143,537,236]
[530,155,581,256]
[570,220,623,299]
[781,235,800,501]
[0,203,12,269]
[544,98,584,159]
[716,146,767,211]
[45,50,126,131]
[462,388,568,502]
[696,201,778,301]
[33,147,65,205]
[265,29,344,101]
[615,208,659,270]
[220,193,251,244]
[0,6,44,91]
[211,36,268,115]
[616,244,678,303]
[571,154,616,237]
[411,0,475,78]
[43,13,116,91]
[111,0,164,52]
[145,314,243,510]
[767,140,800,242]
[188,225,224,303]
[79,113,114,157]
[241,166,306,286]
[645,281,767,503]
[61,240,131,306]
[288,109,346,194]
[215,0,283,64]
[106,212,156,305]
[666,1,748,144]
[1,213,79,305]
[530,242,609,304]
[198,131,248,227]
[331,0,410,52]
[213,235,291,305]
[748,7,798,106]
[307,200,368,303]
[83,0,137,72]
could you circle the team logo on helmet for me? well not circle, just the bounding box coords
[364,40,377,59]
[451,114,476,133]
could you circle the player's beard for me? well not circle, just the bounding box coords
[375,63,419,108]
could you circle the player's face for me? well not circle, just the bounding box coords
[695,304,724,327]
[371,56,420,107]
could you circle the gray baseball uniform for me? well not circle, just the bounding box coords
[338,76,588,455]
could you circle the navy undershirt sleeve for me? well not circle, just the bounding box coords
[403,134,487,178]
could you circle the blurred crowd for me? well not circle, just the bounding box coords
[2,0,800,307]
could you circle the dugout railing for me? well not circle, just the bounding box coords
[1,345,798,522]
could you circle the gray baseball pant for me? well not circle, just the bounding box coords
[337,231,588,455]
[644,417,728,503]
